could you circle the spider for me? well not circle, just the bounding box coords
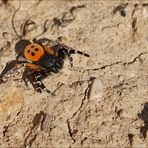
[0,5,89,95]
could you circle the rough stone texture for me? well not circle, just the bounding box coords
[0,0,148,147]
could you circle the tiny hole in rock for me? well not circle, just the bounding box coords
[120,9,126,17]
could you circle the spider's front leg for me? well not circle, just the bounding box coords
[57,43,90,67]
[66,53,73,67]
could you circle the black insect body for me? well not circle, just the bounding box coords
[0,37,89,95]
[0,6,89,95]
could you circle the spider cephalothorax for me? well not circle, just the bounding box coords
[0,5,90,95]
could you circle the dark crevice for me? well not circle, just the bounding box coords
[70,5,86,14]
[131,17,137,42]
[3,126,8,137]
[51,5,86,28]
[124,52,147,65]
[100,61,121,70]
[113,3,128,17]
[2,0,9,5]
[24,111,47,147]
[66,77,95,146]
[138,102,148,139]
[82,61,122,73]
[35,0,42,5]
[83,52,148,73]
[128,133,134,147]
[81,137,88,145]
[115,106,123,119]
[66,119,76,144]
[142,3,148,7]
[71,77,96,119]
[32,111,47,130]
[131,4,139,42]
[28,134,37,147]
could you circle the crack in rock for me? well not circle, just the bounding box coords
[128,133,134,147]
[83,52,148,72]
[66,77,96,146]
[3,125,8,137]
[138,102,148,139]
[71,77,96,119]
[66,119,76,144]
[23,111,47,147]
[124,52,147,65]
[131,4,139,42]
[51,4,86,28]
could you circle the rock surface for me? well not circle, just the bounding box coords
[0,0,148,147]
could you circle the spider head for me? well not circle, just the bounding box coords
[15,39,31,55]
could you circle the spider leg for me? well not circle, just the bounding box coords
[57,47,73,67]
[68,56,73,67]
[0,60,17,77]
[23,70,55,95]
[0,60,17,84]
[59,43,90,57]
[34,73,55,96]
[34,78,55,95]
[22,70,41,93]
[65,52,73,67]
[55,43,89,67]
[22,69,29,87]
